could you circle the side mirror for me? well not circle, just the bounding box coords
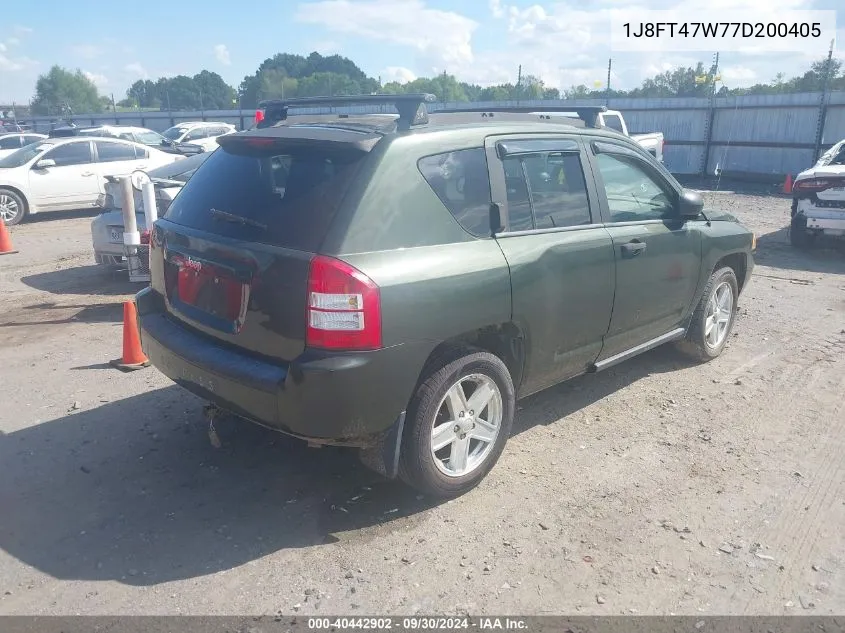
[679,189,704,219]
[34,158,56,169]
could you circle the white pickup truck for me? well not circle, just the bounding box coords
[532,109,665,163]
[597,109,665,163]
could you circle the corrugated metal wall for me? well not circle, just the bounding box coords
[17,91,845,178]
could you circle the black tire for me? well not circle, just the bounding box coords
[0,188,27,226]
[789,215,813,249]
[399,348,515,498]
[676,267,739,362]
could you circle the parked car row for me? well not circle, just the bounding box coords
[0,121,235,225]
[0,136,181,225]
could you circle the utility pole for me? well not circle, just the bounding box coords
[813,39,835,162]
[516,64,522,105]
[700,51,720,180]
[605,58,612,106]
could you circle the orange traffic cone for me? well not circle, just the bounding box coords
[0,218,18,255]
[110,300,150,371]
[782,173,793,194]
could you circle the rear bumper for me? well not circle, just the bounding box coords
[136,288,430,447]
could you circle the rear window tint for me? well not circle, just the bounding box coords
[418,148,491,237]
[163,146,364,251]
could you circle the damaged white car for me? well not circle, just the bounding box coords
[790,139,845,248]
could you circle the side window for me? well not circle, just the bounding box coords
[135,146,149,159]
[96,141,137,162]
[43,142,93,166]
[603,115,624,134]
[23,135,43,145]
[594,152,675,222]
[185,128,207,141]
[418,148,492,237]
[502,151,592,231]
[502,157,536,231]
[0,136,21,149]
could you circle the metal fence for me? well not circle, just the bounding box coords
[18,90,845,180]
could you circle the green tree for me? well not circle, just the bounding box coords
[193,70,236,109]
[31,66,103,115]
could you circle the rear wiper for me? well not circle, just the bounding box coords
[209,207,267,230]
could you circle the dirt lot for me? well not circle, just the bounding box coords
[1,186,843,616]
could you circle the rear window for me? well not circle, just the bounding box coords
[418,148,492,237]
[163,145,364,251]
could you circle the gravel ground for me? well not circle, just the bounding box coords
[0,188,843,616]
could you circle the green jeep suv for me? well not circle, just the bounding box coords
[136,94,755,497]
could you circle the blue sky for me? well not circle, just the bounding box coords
[0,0,842,104]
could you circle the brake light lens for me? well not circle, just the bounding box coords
[254,109,265,125]
[793,177,844,193]
[306,255,381,351]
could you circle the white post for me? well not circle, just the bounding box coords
[141,181,158,228]
[121,176,139,246]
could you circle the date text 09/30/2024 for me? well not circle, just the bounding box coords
[307,617,528,630]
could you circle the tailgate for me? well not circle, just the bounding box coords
[148,132,370,363]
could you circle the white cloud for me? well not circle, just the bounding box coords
[296,0,477,71]
[13,25,33,36]
[490,0,505,18]
[6,37,19,46]
[0,52,37,72]
[124,62,149,79]
[382,66,417,84]
[83,70,109,87]
[214,44,231,66]
[0,42,5,53]
[70,44,102,60]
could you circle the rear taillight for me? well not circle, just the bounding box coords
[306,255,381,351]
[140,229,150,245]
[254,109,265,125]
[793,177,844,193]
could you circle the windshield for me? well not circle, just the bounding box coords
[0,142,52,168]
[134,130,167,146]
[163,127,188,141]
[816,140,845,167]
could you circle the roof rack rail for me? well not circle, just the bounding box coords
[434,105,607,128]
[256,93,437,131]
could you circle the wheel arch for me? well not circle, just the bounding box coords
[0,184,30,217]
[714,251,748,293]
[415,322,526,396]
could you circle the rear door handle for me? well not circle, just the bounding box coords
[621,240,647,257]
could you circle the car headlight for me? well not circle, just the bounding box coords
[751,234,757,251]
[130,170,151,191]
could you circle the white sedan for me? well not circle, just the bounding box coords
[0,132,47,159]
[0,136,181,225]
[161,121,236,153]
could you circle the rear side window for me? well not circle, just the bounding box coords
[96,141,136,162]
[163,146,364,251]
[418,148,492,237]
[603,115,624,134]
[502,152,592,230]
[0,136,21,150]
